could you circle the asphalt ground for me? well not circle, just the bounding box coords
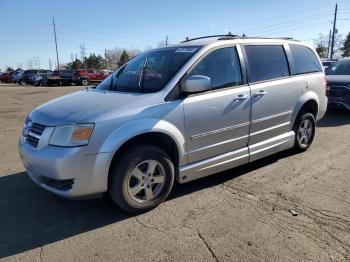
[0,83,349,261]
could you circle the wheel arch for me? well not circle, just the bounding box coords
[107,131,182,188]
[291,92,319,128]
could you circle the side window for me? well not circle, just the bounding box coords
[244,45,290,82]
[290,44,322,75]
[188,47,242,90]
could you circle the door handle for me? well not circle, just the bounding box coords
[254,90,267,97]
[234,94,249,101]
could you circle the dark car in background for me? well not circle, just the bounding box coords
[22,69,51,85]
[322,59,337,70]
[326,59,350,111]
[22,70,39,85]
[11,69,25,84]
[32,70,52,86]
[41,70,61,86]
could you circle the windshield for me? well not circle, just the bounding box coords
[326,60,350,75]
[96,46,200,93]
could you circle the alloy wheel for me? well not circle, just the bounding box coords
[127,160,166,203]
[297,119,313,145]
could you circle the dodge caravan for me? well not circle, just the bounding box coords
[19,35,327,213]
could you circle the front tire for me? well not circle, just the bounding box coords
[109,145,175,213]
[293,112,316,152]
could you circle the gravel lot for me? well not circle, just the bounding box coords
[0,83,349,262]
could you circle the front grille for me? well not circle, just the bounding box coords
[25,122,46,148]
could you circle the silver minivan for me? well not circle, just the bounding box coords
[19,36,327,213]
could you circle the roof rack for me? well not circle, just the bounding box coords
[181,33,238,43]
[181,34,296,43]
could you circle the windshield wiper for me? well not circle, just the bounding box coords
[138,57,148,93]
[111,65,126,91]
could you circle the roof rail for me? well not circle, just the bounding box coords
[181,33,238,43]
[181,34,296,43]
[239,36,296,40]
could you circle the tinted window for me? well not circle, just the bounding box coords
[326,60,350,75]
[290,44,322,74]
[245,45,290,82]
[188,47,242,90]
[97,47,199,93]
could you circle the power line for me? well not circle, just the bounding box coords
[242,11,333,35]
[167,3,336,37]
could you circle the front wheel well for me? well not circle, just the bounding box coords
[108,132,179,183]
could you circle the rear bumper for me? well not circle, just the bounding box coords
[18,137,111,198]
[327,97,350,111]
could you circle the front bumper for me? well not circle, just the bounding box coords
[18,136,111,198]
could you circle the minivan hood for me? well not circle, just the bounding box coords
[326,75,350,84]
[29,89,153,126]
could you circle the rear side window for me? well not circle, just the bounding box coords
[290,44,322,75]
[244,45,290,82]
[188,47,242,90]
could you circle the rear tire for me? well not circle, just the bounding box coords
[81,78,89,86]
[109,145,175,213]
[293,112,316,152]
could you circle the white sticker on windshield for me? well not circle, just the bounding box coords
[175,47,198,53]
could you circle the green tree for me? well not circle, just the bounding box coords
[6,67,14,72]
[84,53,105,69]
[341,32,350,57]
[66,58,83,70]
[118,50,130,66]
[314,34,328,58]
[316,45,328,58]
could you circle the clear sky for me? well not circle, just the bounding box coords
[0,0,349,71]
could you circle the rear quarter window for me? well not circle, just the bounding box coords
[290,44,322,75]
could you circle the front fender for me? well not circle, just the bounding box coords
[99,118,187,165]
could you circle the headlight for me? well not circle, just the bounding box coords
[49,123,94,147]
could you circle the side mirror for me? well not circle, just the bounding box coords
[183,75,211,93]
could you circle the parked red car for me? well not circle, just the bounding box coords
[0,72,13,83]
[59,69,109,86]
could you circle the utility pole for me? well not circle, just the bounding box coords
[104,48,107,69]
[327,29,332,58]
[52,18,60,70]
[165,36,168,46]
[330,3,338,59]
[79,43,86,64]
